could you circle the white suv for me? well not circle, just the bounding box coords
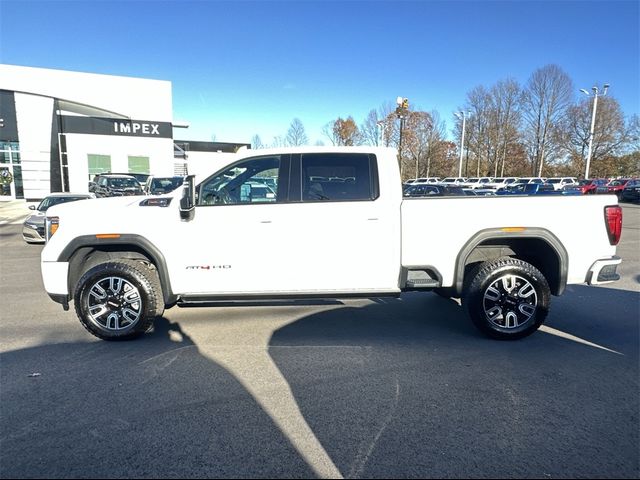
[546,177,578,191]
[485,177,519,190]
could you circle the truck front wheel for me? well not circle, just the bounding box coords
[74,260,163,341]
[463,257,550,340]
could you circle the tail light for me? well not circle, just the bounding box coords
[604,205,622,245]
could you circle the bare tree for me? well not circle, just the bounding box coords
[251,134,263,150]
[271,135,285,148]
[360,109,382,146]
[490,79,522,177]
[403,110,433,178]
[521,65,573,176]
[285,118,308,146]
[562,96,635,176]
[463,85,493,176]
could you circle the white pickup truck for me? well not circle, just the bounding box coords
[41,147,623,341]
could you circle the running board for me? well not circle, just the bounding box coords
[177,291,401,306]
[404,278,440,289]
[401,266,442,290]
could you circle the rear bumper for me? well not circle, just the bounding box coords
[586,256,622,285]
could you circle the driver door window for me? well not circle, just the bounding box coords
[198,156,281,206]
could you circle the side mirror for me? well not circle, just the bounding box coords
[180,175,196,221]
[29,205,36,210]
[88,182,96,192]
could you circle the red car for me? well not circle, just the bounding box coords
[577,178,608,194]
[596,179,634,197]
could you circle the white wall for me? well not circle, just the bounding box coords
[14,93,54,199]
[65,135,175,192]
[0,64,172,121]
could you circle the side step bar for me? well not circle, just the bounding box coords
[401,266,442,290]
[405,278,440,289]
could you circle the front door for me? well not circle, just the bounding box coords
[169,154,290,295]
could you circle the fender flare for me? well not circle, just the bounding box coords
[58,234,177,306]
[454,227,569,296]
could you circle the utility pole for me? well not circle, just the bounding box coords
[396,97,409,176]
[454,111,470,178]
[580,84,609,179]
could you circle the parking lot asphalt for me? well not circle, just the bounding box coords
[0,202,638,479]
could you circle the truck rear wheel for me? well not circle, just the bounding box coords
[74,260,164,341]
[463,257,550,340]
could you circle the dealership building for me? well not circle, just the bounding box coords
[0,64,248,201]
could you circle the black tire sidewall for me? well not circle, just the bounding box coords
[464,259,550,340]
[74,261,160,340]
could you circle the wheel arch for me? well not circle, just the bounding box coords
[454,228,568,297]
[59,235,177,306]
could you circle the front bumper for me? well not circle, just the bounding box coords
[586,256,622,285]
[22,223,45,243]
[41,261,70,304]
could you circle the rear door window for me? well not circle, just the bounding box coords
[300,153,378,202]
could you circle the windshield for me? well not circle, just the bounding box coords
[108,178,140,189]
[548,179,561,184]
[37,196,89,211]
[150,177,184,192]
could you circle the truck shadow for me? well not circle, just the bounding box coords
[266,285,640,478]
[0,316,316,479]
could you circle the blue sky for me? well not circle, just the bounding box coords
[1,0,638,145]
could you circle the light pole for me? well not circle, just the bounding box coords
[376,120,385,146]
[454,111,470,178]
[395,97,409,170]
[580,84,609,179]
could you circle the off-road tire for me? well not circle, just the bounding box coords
[462,257,550,340]
[74,259,164,341]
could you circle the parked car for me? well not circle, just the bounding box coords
[441,177,467,185]
[244,181,277,202]
[92,174,144,198]
[465,188,496,196]
[144,176,185,195]
[516,177,546,185]
[545,177,578,191]
[620,179,640,203]
[459,177,493,189]
[496,183,580,196]
[89,172,150,192]
[596,179,634,198]
[576,178,608,194]
[413,177,442,184]
[485,177,519,190]
[22,193,94,243]
[404,184,464,197]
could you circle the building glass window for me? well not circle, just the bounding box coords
[88,154,111,180]
[0,141,19,164]
[128,156,150,174]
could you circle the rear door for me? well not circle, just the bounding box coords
[274,152,400,292]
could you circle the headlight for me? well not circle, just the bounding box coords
[45,216,59,242]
